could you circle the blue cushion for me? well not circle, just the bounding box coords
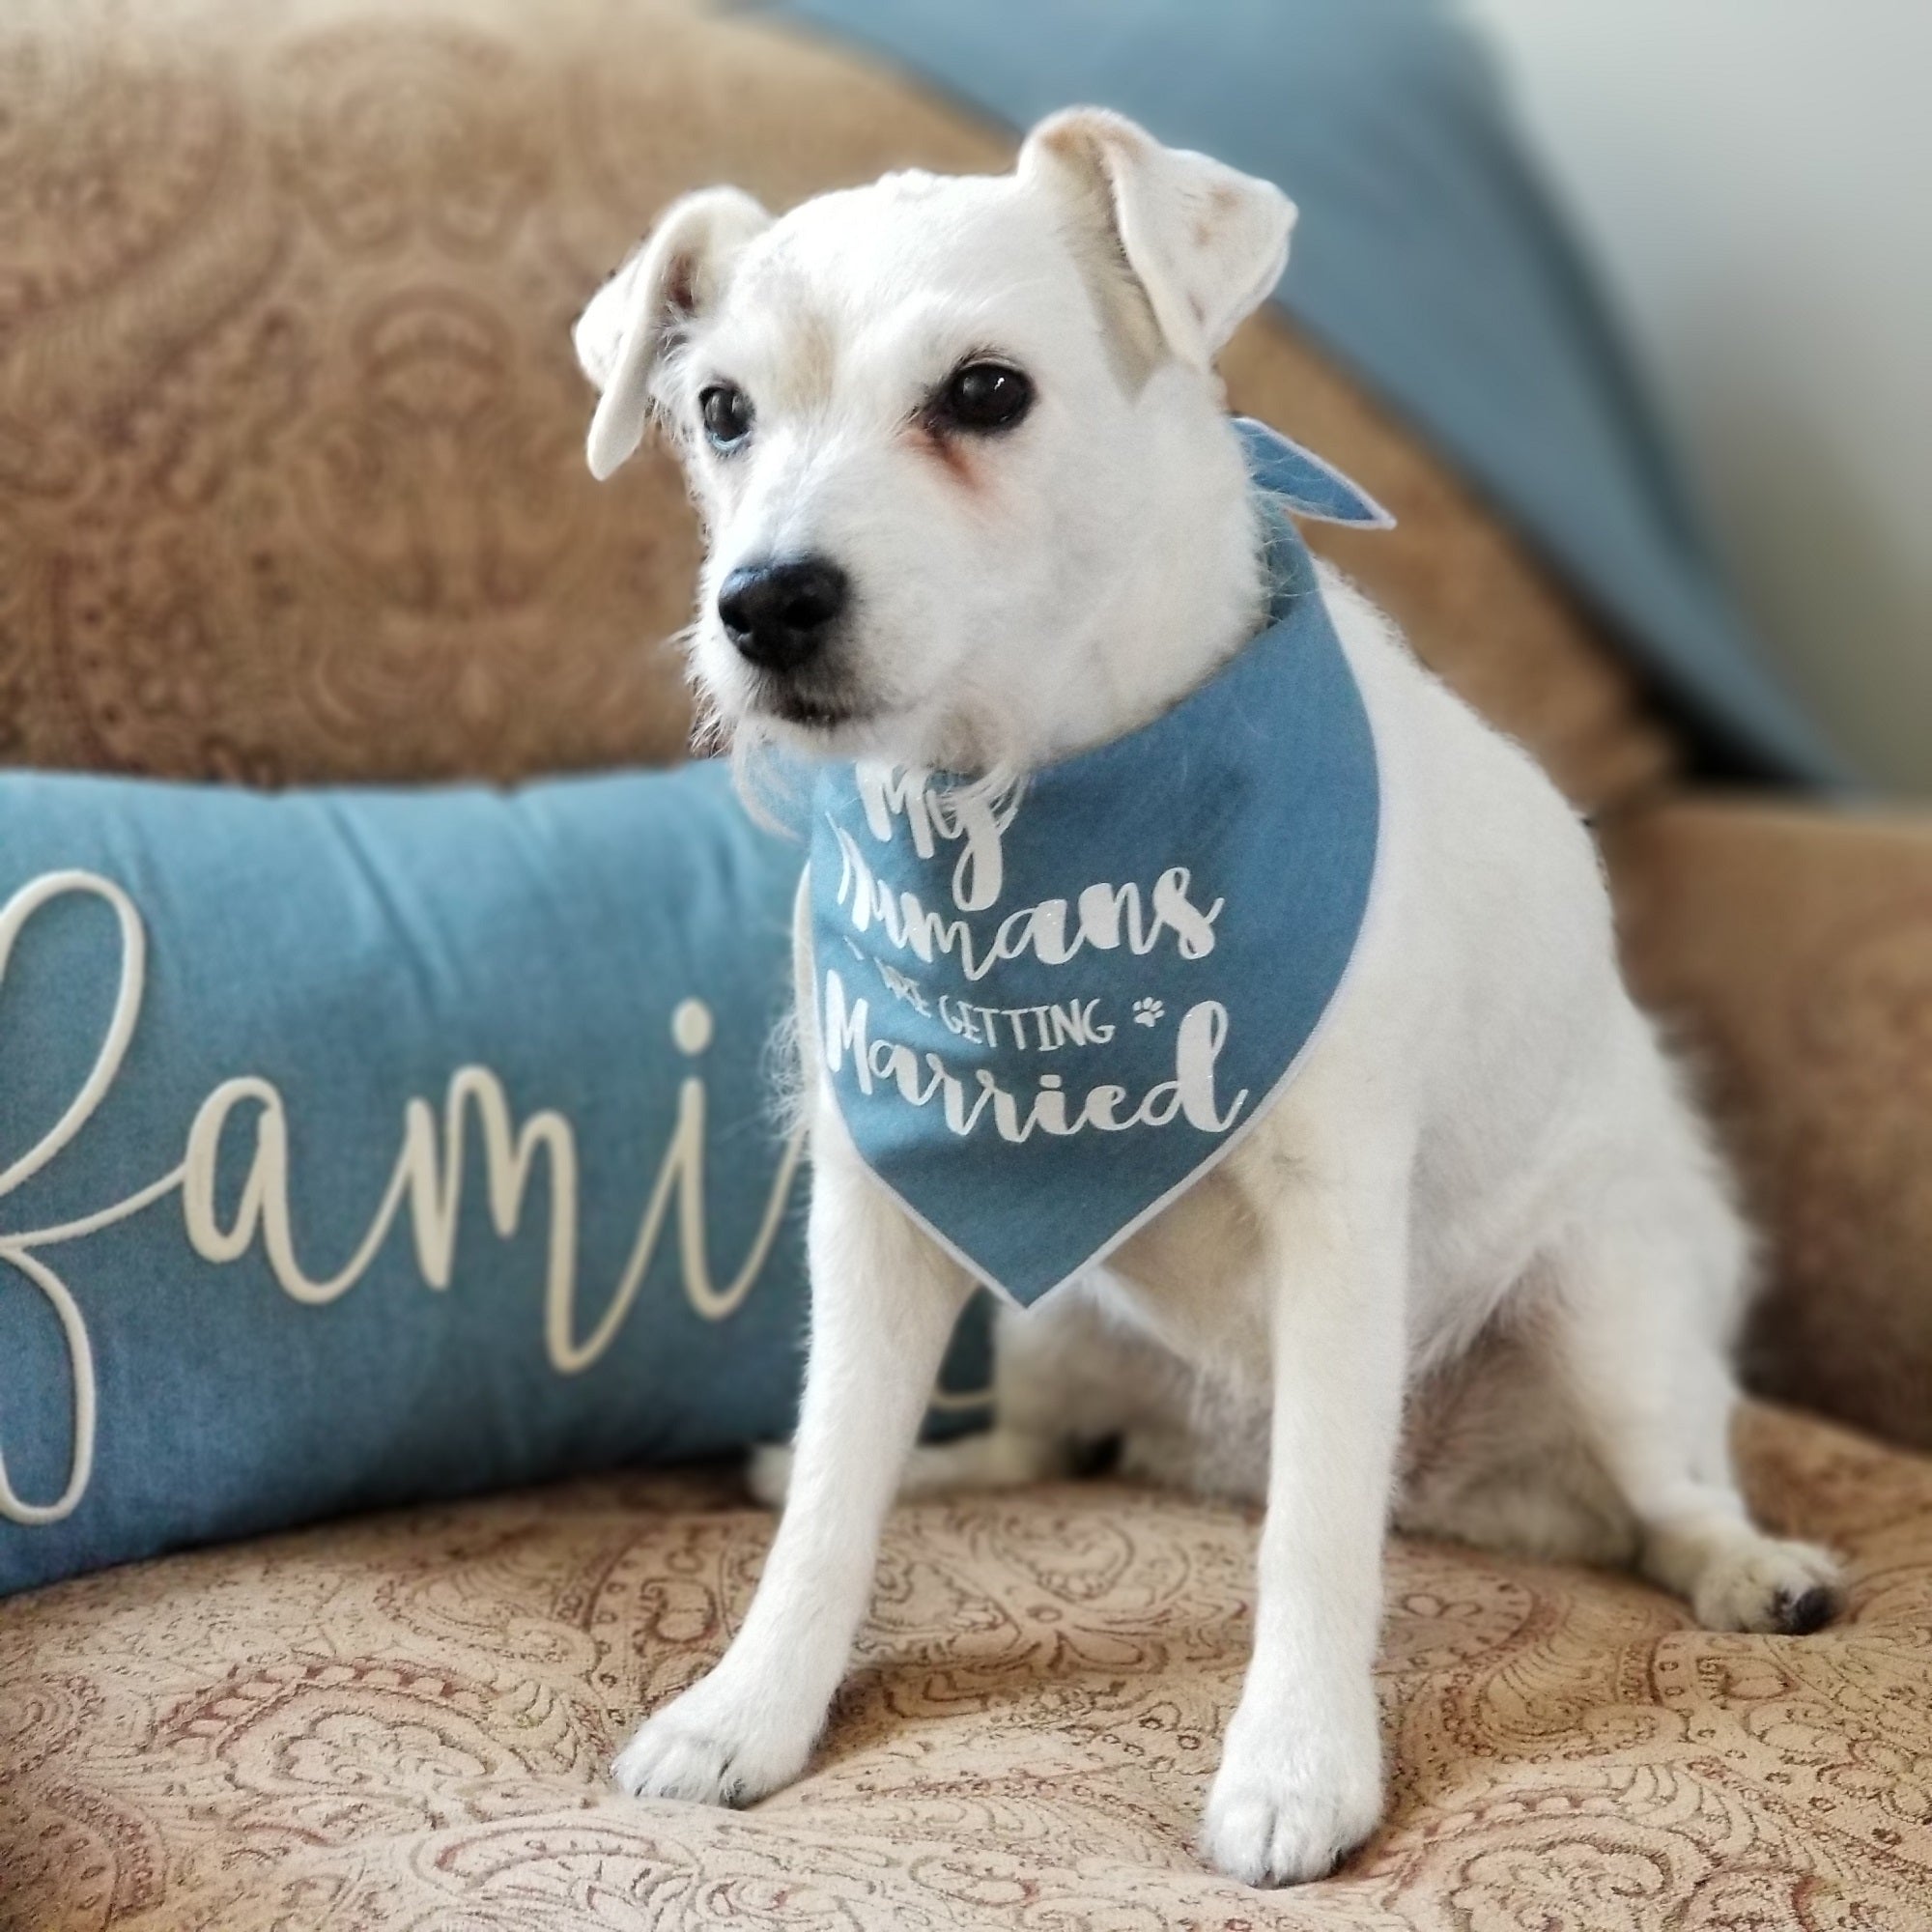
[0,764,987,1596]
[766,0,1845,787]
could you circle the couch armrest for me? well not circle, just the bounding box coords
[1604,798,1932,1451]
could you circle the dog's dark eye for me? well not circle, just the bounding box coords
[699,383,753,451]
[933,360,1034,434]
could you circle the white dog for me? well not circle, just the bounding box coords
[574,108,1841,1887]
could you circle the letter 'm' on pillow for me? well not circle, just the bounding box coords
[0,765,989,1596]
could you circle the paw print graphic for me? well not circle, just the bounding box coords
[1132,997,1165,1027]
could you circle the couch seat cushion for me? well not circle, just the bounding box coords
[3,1405,1928,1928]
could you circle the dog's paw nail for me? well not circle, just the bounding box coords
[1770,1581,1840,1635]
[1691,1538,1843,1634]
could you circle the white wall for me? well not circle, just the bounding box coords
[1463,0,1932,794]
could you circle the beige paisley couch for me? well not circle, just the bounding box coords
[4,3,1930,1925]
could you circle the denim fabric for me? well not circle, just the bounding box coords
[0,762,987,1594]
[809,430,1380,1302]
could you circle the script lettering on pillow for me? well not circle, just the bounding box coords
[0,869,803,1528]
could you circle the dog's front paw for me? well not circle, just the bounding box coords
[1201,1719,1382,1887]
[611,1679,815,1809]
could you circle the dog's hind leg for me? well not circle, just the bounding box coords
[1542,1178,1842,1635]
[1396,1304,1639,1569]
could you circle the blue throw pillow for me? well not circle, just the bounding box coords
[772,0,1842,787]
[0,764,989,1596]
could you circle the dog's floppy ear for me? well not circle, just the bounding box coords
[576,185,772,480]
[1020,107,1295,374]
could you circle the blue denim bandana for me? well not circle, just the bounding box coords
[809,420,1389,1305]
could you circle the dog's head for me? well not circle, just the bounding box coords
[575,109,1294,772]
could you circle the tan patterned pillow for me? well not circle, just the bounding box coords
[0,0,1672,811]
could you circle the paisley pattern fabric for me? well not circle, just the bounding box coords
[0,0,1671,810]
[2,1403,1928,1929]
[6,2,1931,1924]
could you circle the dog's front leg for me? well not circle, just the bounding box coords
[1201,1145,1409,1886]
[612,1127,972,1808]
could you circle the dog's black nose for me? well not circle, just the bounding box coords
[717,557,849,672]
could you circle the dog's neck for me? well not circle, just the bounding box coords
[926,404,1268,777]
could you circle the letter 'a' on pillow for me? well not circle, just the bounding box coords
[0,764,992,1598]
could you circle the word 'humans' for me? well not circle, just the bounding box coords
[832,825,1222,981]
[824,969,1248,1143]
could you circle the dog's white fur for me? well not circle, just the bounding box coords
[576,109,1840,1888]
